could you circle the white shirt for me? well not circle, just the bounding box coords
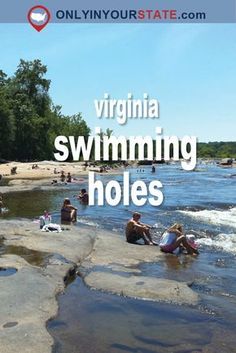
[159,231,176,246]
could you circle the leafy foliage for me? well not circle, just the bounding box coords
[197,142,236,158]
[0,59,90,161]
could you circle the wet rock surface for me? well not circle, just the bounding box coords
[84,271,199,305]
[82,231,199,305]
[0,221,199,353]
[0,221,96,353]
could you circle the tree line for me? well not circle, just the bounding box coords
[0,59,90,161]
[197,142,236,158]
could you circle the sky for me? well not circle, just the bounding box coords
[0,23,235,142]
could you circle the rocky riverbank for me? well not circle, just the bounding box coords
[0,220,199,353]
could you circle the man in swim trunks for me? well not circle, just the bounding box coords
[126,212,156,245]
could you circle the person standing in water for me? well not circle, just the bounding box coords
[60,171,66,182]
[61,198,77,222]
[67,172,72,183]
[78,189,89,204]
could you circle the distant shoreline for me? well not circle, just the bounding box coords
[0,161,123,194]
[0,161,123,179]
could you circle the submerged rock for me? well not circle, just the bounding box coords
[85,271,199,305]
[81,231,199,306]
[0,221,96,353]
[0,219,200,353]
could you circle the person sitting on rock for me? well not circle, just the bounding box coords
[126,212,156,245]
[159,223,199,255]
[39,210,52,229]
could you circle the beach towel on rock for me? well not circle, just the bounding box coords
[41,223,62,233]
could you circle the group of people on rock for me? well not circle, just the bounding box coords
[60,195,198,257]
[59,193,198,257]
[126,212,199,255]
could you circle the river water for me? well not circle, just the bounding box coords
[1,164,236,352]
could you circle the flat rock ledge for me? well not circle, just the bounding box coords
[84,272,199,305]
[0,221,199,353]
[0,254,69,353]
[81,231,199,306]
[0,220,96,353]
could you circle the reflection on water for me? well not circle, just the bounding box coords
[1,189,65,220]
[48,277,236,353]
[0,239,50,267]
[0,267,17,276]
[48,246,236,353]
[141,250,236,323]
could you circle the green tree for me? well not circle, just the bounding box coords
[0,87,15,159]
[0,59,91,161]
[8,60,52,160]
[197,142,236,158]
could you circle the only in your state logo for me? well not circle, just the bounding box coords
[28,5,51,32]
